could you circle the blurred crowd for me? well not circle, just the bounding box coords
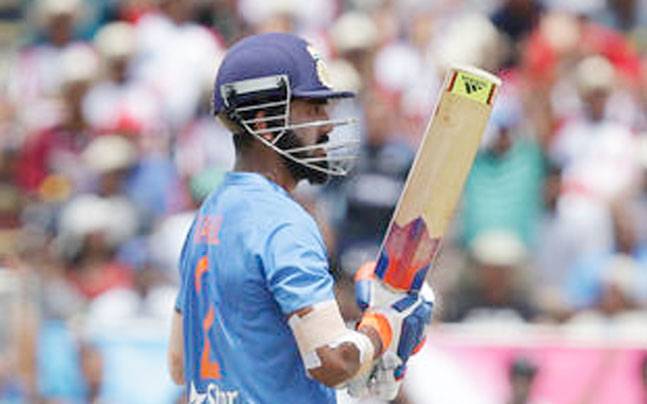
[0,0,646,403]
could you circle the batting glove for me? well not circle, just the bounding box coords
[350,261,433,400]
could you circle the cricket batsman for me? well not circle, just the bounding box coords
[168,33,432,403]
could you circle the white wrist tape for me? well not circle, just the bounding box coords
[332,330,375,379]
[288,300,347,369]
[331,331,374,366]
[288,300,374,377]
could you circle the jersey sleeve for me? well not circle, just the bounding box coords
[263,221,335,315]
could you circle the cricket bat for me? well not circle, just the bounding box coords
[373,65,501,295]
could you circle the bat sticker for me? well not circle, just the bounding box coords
[447,70,496,105]
[375,217,441,292]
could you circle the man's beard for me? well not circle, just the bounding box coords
[275,130,329,185]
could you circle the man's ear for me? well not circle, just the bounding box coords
[253,111,274,142]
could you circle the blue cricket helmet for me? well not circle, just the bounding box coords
[211,32,359,179]
[212,32,354,115]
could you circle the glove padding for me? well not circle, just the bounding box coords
[351,262,433,400]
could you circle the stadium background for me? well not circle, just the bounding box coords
[0,0,646,403]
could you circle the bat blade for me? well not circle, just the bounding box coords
[374,65,501,294]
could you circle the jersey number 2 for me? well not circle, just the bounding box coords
[195,256,221,379]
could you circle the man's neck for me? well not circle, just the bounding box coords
[234,151,297,192]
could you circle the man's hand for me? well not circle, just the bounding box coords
[347,351,403,399]
[346,349,403,399]
[349,261,433,400]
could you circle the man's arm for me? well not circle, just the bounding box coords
[167,309,184,385]
[288,301,383,388]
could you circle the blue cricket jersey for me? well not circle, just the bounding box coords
[176,172,337,404]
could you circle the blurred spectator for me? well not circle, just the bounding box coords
[564,203,647,314]
[133,0,224,130]
[373,8,444,143]
[7,0,91,133]
[243,0,298,34]
[434,12,504,74]
[506,356,542,404]
[0,0,20,21]
[83,21,163,135]
[533,162,574,316]
[0,144,22,257]
[639,64,647,134]
[15,45,98,196]
[174,78,235,182]
[491,0,544,43]
[596,256,642,316]
[443,230,537,323]
[238,0,336,35]
[591,0,647,33]
[490,0,544,66]
[549,55,640,267]
[125,142,189,230]
[0,270,26,402]
[195,0,243,44]
[397,10,444,140]
[84,242,176,333]
[629,136,647,242]
[522,8,642,91]
[564,254,647,342]
[461,90,546,248]
[329,11,378,92]
[58,135,138,300]
[371,21,423,100]
[79,343,103,404]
